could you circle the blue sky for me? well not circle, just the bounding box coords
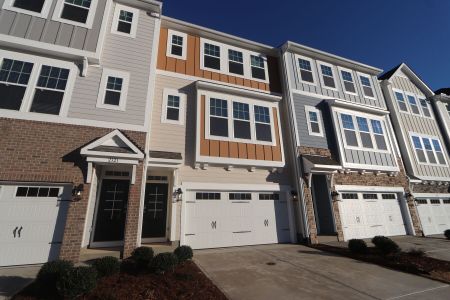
[164,0,449,90]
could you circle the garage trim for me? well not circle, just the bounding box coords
[413,193,450,198]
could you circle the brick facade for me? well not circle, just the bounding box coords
[412,183,450,194]
[0,117,146,262]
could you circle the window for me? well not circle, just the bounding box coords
[356,117,373,149]
[341,114,358,147]
[106,171,130,177]
[298,57,315,83]
[305,106,323,136]
[394,91,408,112]
[52,0,98,29]
[382,194,396,200]
[203,43,221,70]
[363,194,378,200]
[209,98,228,137]
[419,98,431,118]
[147,175,168,181]
[407,94,420,115]
[229,193,252,200]
[233,102,251,140]
[228,50,244,75]
[96,69,129,111]
[167,30,187,60]
[443,199,450,204]
[0,59,33,111]
[422,138,437,164]
[430,199,440,204]
[16,186,59,197]
[415,199,427,204]
[111,4,139,38]
[340,69,356,94]
[2,0,52,17]
[371,120,387,150]
[254,105,272,142]
[259,193,280,200]
[341,193,358,199]
[432,139,446,164]
[196,192,221,200]
[161,89,185,125]
[319,63,336,89]
[411,135,427,163]
[167,96,180,121]
[250,55,266,80]
[359,75,375,98]
[30,65,70,115]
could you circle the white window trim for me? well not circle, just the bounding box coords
[161,88,186,125]
[356,72,376,100]
[111,4,139,38]
[52,0,98,29]
[405,92,421,116]
[0,49,77,117]
[335,107,391,154]
[418,97,433,119]
[199,38,269,83]
[316,60,338,91]
[305,105,324,137]
[166,29,187,60]
[408,132,448,167]
[392,88,409,113]
[204,91,277,146]
[2,0,53,18]
[295,54,317,86]
[96,68,130,111]
[338,66,358,96]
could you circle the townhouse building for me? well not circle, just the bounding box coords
[280,43,422,243]
[148,17,296,249]
[0,0,162,266]
[379,65,450,236]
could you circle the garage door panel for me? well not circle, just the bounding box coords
[416,199,450,236]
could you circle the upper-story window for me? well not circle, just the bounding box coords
[298,57,315,84]
[341,114,358,147]
[394,91,408,112]
[370,120,387,150]
[419,98,431,118]
[305,106,323,137]
[228,50,244,76]
[254,105,272,142]
[319,62,336,89]
[407,94,420,115]
[356,117,373,149]
[412,135,426,163]
[2,0,52,18]
[167,30,187,60]
[340,69,356,94]
[250,56,266,80]
[410,134,447,166]
[52,0,98,29]
[0,59,33,111]
[96,69,129,111]
[161,88,185,125]
[359,75,375,98]
[233,102,251,140]
[432,139,446,164]
[422,137,437,164]
[209,98,228,137]
[204,43,221,71]
[111,4,139,38]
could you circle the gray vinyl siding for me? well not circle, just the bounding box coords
[0,0,106,52]
[286,52,386,109]
[68,6,156,126]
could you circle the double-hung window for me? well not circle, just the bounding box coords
[432,139,446,164]
[340,69,356,94]
[359,75,375,98]
[112,5,139,38]
[411,134,447,165]
[407,94,420,115]
[298,58,315,84]
[371,120,387,150]
[2,0,52,17]
[0,59,33,111]
[162,89,185,125]
[96,69,129,111]
[167,30,187,60]
[250,55,266,80]
[233,102,251,140]
[305,106,323,136]
[341,114,358,147]
[419,98,431,117]
[228,50,244,76]
[412,136,427,163]
[394,91,408,112]
[422,138,437,164]
[203,43,221,70]
[319,63,336,89]
[254,105,272,142]
[53,0,97,28]
[209,98,228,137]
[356,117,373,149]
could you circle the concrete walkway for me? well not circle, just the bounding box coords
[0,265,41,300]
[194,244,449,300]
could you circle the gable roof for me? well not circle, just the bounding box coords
[378,64,402,80]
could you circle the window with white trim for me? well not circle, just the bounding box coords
[340,69,356,94]
[319,63,336,89]
[356,117,373,149]
[298,57,315,84]
[203,43,221,71]
[305,106,323,136]
[250,55,266,80]
[2,0,52,17]
[411,135,426,163]
[167,30,187,60]
[233,102,251,140]
[254,105,272,142]
[411,134,446,165]
[371,120,387,150]
[228,50,244,76]
[52,0,97,29]
[422,137,437,164]
[111,4,139,38]
[0,58,33,111]
[96,69,129,111]
[432,139,446,164]
[341,193,358,199]
[419,98,431,118]
[394,91,408,112]
[359,75,375,98]
[407,94,420,115]
[161,89,185,125]
[209,98,228,137]
[341,114,358,147]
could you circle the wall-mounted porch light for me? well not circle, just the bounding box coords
[72,184,84,201]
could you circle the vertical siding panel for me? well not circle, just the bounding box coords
[175,59,186,74]
[157,27,168,70]
[210,140,220,157]
[219,141,229,157]
[243,79,251,87]
[219,73,228,83]
[67,27,87,49]
[264,146,272,161]
[56,23,74,47]
[26,17,45,41]
[229,76,236,85]
[200,96,209,156]
[0,11,15,34]
[229,142,239,158]
[185,35,195,75]
[203,70,212,79]
[211,72,220,81]
[255,145,265,160]
[238,143,247,158]
[194,37,203,77]
[272,107,282,161]
[235,77,244,86]
[166,57,176,72]
[10,14,31,38]
[247,144,256,159]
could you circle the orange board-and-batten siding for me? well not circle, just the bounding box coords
[157,27,282,94]
[199,96,282,162]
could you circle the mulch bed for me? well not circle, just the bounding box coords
[312,244,450,284]
[15,261,227,300]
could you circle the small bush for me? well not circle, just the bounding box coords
[174,245,193,262]
[407,248,426,257]
[36,260,74,292]
[92,256,120,278]
[445,229,450,240]
[151,252,178,274]
[120,258,137,274]
[348,239,368,254]
[56,266,97,299]
[131,247,154,270]
[371,236,400,255]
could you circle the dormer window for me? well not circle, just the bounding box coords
[359,75,375,98]
[228,50,244,76]
[204,43,221,70]
[250,56,266,80]
[52,0,97,29]
[167,30,187,59]
[319,63,336,89]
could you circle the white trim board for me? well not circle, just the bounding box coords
[413,193,450,198]
[182,182,291,191]
[334,185,405,193]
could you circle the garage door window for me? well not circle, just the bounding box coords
[430,199,440,204]
[259,193,279,200]
[363,194,377,200]
[382,194,396,200]
[415,199,427,204]
[443,200,450,204]
[229,193,251,200]
[16,186,59,197]
[196,192,220,200]
[341,193,358,199]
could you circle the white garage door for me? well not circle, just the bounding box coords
[339,192,407,241]
[0,184,70,266]
[415,198,450,236]
[183,191,291,249]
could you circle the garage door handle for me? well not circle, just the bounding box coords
[13,227,18,238]
[18,226,23,238]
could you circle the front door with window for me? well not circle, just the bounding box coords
[93,179,130,243]
[142,183,169,239]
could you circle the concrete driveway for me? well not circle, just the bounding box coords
[390,236,450,261]
[0,265,41,300]
[194,244,449,300]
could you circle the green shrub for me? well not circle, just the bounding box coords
[36,260,74,292]
[92,256,120,278]
[131,247,154,270]
[174,245,193,262]
[56,266,97,298]
[407,248,425,257]
[151,252,178,274]
[444,229,450,240]
[348,239,368,254]
[120,258,137,274]
[371,236,400,255]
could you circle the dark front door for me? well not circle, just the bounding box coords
[93,179,130,242]
[142,183,169,238]
[311,175,335,234]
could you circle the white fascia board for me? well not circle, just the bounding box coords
[414,175,450,182]
[181,182,291,192]
[327,99,389,115]
[341,162,400,172]
[86,157,140,165]
[118,0,162,13]
[334,185,405,193]
[413,193,450,198]
[398,64,434,97]
[197,156,285,168]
